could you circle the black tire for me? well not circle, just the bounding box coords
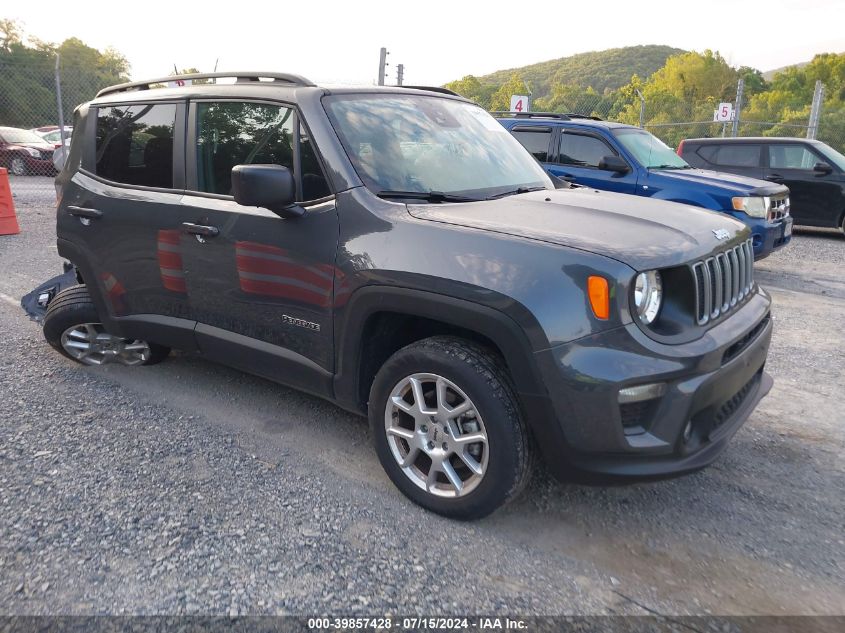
[43,285,170,365]
[369,336,532,520]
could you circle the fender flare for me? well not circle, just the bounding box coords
[333,285,550,410]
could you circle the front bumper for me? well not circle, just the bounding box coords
[729,212,791,259]
[532,285,773,479]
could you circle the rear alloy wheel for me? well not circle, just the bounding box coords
[43,284,169,366]
[370,336,532,520]
[59,322,153,366]
[9,156,27,176]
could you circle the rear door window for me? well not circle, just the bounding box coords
[95,103,177,188]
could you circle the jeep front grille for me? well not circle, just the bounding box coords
[692,239,754,325]
[768,194,790,222]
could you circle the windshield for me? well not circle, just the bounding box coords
[0,128,47,144]
[816,142,845,171]
[323,94,552,198]
[613,128,690,169]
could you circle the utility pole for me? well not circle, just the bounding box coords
[396,64,404,86]
[731,77,744,137]
[635,89,645,128]
[377,47,388,86]
[807,80,825,140]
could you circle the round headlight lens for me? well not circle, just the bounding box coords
[634,270,662,324]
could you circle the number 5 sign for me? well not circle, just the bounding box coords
[713,102,734,122]
[510,95,530,113]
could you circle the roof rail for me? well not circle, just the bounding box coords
[489,111,572,120]
[96,71,316,98]
[402,86,460,96]
[562,113,603,121]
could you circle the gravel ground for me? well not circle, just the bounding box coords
[1,178,844,616]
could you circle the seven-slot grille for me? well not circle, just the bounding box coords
[769,194,790,222]
[692,239,754,325]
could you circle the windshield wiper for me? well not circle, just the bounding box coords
[650,164,692,170]
[486,185,548,200]
[376,190,481,203]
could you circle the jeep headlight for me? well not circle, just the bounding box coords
[634,270,662,324]
[731,196,768,219]
[25,147,42,158]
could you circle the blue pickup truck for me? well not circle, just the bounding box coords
[497,114,792,259]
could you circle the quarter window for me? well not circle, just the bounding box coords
[769,144,819,170]
[96,103,176,188]
[511,128,551,162]
[558,133,615,168]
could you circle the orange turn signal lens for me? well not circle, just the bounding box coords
[587,276,610,320]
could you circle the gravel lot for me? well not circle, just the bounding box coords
[1,178,843,617]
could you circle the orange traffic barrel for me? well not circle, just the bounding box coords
[0,168,21,235]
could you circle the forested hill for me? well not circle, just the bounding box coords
[468,45,685,98]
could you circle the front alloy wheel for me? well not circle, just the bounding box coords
[385,373,488,498]
[369,336,532,520]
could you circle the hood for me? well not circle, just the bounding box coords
[652,168,787,196]
[8,141,54,152]
[407,188,749,270]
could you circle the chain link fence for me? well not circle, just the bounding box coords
[0,56,120,204]
[3,60,843,204]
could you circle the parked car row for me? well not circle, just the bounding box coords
[678,136,845,233]
[500,113,845,244]
[497,113,794,259]
[0,126,59,176]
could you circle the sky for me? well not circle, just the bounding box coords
[6,0,845,85]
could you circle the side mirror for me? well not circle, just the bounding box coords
[598,155,630,174]
[813,161,833,175]
[231,164,304,218]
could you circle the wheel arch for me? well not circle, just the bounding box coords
[333,286,551,418]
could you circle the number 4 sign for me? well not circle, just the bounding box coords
[510,95,530,113]
[714,102,734,122]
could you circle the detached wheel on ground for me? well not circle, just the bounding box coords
[43,285,169,366]
[369,336,532,520]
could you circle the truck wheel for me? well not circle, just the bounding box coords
[43,285,170,366]
[369,336,532,520]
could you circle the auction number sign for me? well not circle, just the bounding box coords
[510,95,529,113]
[714,102,735,122]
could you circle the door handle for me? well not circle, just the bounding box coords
[67,206,103,220]
[181,222,219,238]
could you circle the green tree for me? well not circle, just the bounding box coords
[0,26,130,128]
[489,73,531,112]
[444,75,496,109]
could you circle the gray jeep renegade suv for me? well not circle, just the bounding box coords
[45,72,773,519]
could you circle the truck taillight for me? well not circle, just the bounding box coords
[676,140,685,156]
